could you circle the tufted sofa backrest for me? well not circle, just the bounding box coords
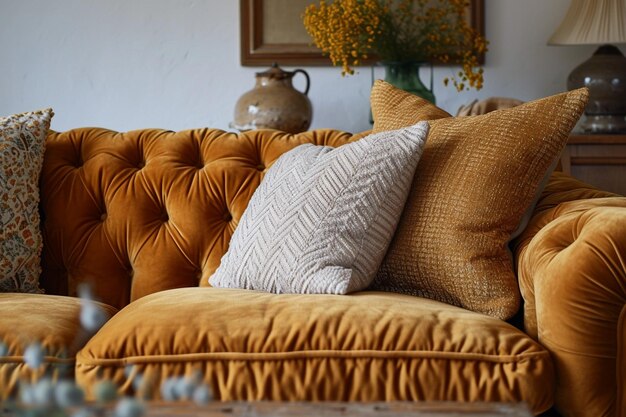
[40,128,357,309]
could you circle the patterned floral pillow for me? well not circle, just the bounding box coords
[0,109,54,292]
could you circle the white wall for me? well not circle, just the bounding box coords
[0,0,604,133]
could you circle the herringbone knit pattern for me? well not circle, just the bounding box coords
[209,122,429,294]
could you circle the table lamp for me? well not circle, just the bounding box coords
[549,0,626,133]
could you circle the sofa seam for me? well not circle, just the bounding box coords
[76,349,550,367]
[0,356,75,365]
[538,333,623,359]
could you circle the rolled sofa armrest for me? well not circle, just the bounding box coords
[514,173,626,417]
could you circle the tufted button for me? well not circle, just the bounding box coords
[161,212,169,222]
[196,270,203,280]
[222,212,232,222]
[256,164,265,171]
[137,161,145,169]
[100,213,107,221]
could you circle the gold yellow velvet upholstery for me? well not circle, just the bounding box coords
[37,125,625,416]
[513,172,626,417]
[0,293,117,398]
[41,128,355,309]
[76,287,554,413]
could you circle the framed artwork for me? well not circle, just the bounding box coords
[240,0,485,66]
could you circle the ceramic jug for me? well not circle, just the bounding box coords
[231,63,312,134]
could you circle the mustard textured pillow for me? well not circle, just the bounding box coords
[370,81,588,319]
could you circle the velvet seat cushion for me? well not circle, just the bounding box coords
[76,287,554,414]
[0,293,117,399]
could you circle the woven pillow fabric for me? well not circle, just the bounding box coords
[209,122,429,294]
[369,81,588,319]
[0,108,54,292]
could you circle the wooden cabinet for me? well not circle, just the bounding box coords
[560,134,626,195]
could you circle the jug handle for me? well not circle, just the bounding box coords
[293,69,310,95]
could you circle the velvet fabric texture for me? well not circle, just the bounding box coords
[513,172,626,417]
[370,81,589,320]
[76,287,554,414]
[0,293,117,398]
[41,128,356,309]
[38,126,625,417]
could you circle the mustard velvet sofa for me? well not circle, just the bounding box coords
[0,127,624,417]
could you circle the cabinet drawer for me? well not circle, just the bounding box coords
[561,135,626,196]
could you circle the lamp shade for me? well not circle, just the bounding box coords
[549,0,626,45]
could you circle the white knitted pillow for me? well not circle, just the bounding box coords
[209,122,429,294]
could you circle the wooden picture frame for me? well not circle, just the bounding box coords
[240,0,485,66]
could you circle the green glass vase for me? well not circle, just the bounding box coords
[383,61,436,104]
